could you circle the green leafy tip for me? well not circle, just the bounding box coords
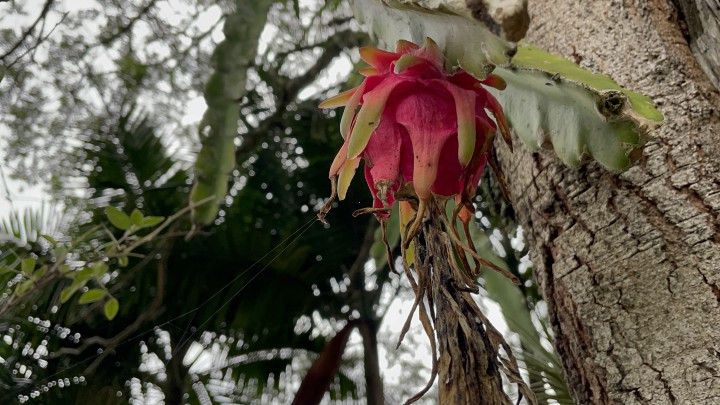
[104,298,119,320]
[79,289,107,304]
[105,206,131,230]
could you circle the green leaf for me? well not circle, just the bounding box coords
[40,234,58,246]
[21,258,36,276]
[292,0,300,18]
[33,265,47,279]
[118,255,129,268]
[130,208,143,226]
[78,288,107,304]
[352,0,511,78]
[105,206,131,230]
[15,280,34,296]
[60,282,82,303]
[139,215,164,229]
[104,298,119,320]
[59,264,72,274]
[53,246,68,261]
[91,262,109,277]
[0,266,15,275]
[73,267,95,283]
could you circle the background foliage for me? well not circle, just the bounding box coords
[0,0,567,403]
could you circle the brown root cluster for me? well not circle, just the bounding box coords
[319,188,537,404]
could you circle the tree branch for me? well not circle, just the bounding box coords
[0,0,54,61]
[98,0,159,45]
[235,30,367,162]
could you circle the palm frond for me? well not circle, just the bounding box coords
[0,204,63,245]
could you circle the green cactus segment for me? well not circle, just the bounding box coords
[351,0,662,172]
[352,0,512,79]
[189,1,273,225]
[489,45,663,171]
[511,45,663,122]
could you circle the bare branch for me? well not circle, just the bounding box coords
[0,0,54,61]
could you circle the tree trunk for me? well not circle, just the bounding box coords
[496,1,720,404]
[359,319,385,405]
[671,0,720,90]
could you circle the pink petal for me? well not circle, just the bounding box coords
[363,117,403,188]
[393,83,456,199]
[358,66,379,77]
[359,47,399,72]
[395,39,420,54]
[460,116,494,198]
[482,74,506,90]
[329,136,349,177]
[412,37,443,69]
[430,134,463,196]
[485,93,512,149]
[393,54,425,74]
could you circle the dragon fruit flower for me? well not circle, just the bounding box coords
[320,38,511,238]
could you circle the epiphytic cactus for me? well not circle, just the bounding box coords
[318,38,533,405]
[319,38,511,245]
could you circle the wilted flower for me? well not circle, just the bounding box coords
[320,38,511,238]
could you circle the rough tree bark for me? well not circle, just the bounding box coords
[672,0,720,90]
[496,1,720,404]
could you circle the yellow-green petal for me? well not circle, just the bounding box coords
[347,77,402,159]
[319,86,360,109]
[340,81,366,139]
[338,157,361,200]
[393,54,424,74]
[441,82,477,166]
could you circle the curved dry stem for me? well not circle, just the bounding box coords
[488,152,511,202]
[440,230,477,290]
[317,176,337,224]
[352,206,392,217]
[380,220,399,274]
[461,218,481,269]
[440,215,519,284]
[404,300,439,405]
[460,294,537,405]
[403,199,427,250]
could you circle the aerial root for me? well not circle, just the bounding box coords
[352,206,392,217]
[440,214,519,285]
[317,177,337,224]
[488,152,511,202]
[401,243,438,405]
[380,220,399,275]
[461,293,537,405]
[402,199,426,251]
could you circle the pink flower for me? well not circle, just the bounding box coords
[320,38,510,224]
